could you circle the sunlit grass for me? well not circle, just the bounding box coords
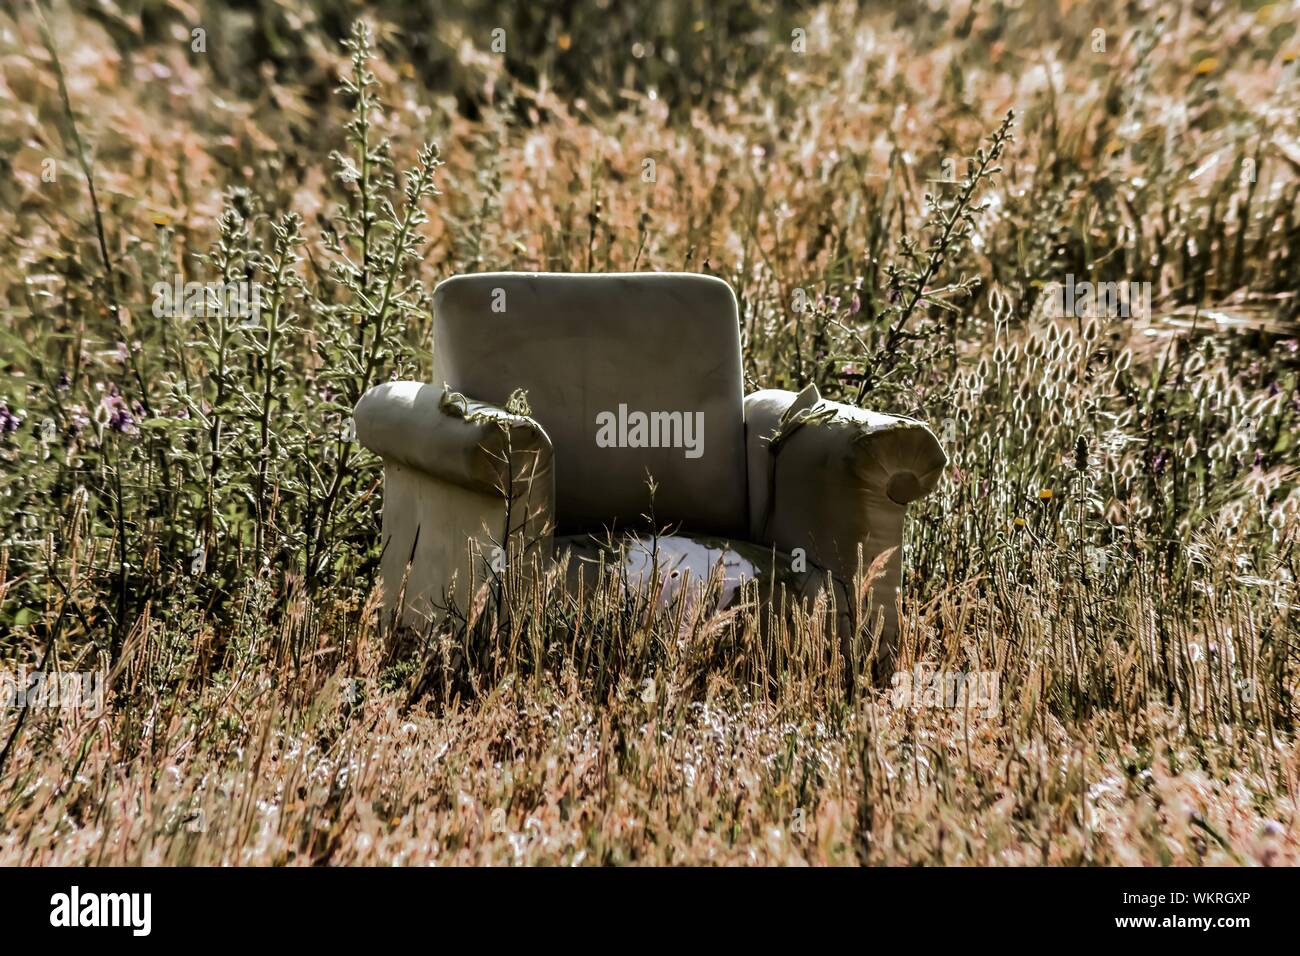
[0,0,1297,865]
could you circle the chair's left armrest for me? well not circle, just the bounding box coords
[355,381,553,498]
[354,381,554,629]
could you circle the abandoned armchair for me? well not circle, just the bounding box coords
[354,273,946,668]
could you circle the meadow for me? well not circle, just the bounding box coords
[0,0,1297,865]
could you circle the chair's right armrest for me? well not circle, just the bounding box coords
[744,383,947,668]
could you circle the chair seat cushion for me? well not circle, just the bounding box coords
[553,532,850,625]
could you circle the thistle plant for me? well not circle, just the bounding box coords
[233,213,307,560]
[319,21,443,410]
[299,20,443,589]
[880,113,1016,352]
[109,21,443,607]
[833,111,1016,410]
[187,194,260,558]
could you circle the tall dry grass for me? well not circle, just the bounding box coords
[0,0,1297,864]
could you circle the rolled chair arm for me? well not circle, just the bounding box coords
[355,381,553,497]
[744,384,946,661]
[354,381,555,630]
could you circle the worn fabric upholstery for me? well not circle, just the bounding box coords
[744,384,947,659]
[356,273,946,667]
[353,380,554,625]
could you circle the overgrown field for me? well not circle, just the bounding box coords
[1,0,1299,864]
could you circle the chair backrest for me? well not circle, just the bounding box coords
[432,272,748,536]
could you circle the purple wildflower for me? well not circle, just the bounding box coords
[68,404,90,435]
[100,386,138,435]
[0,402,22,435]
